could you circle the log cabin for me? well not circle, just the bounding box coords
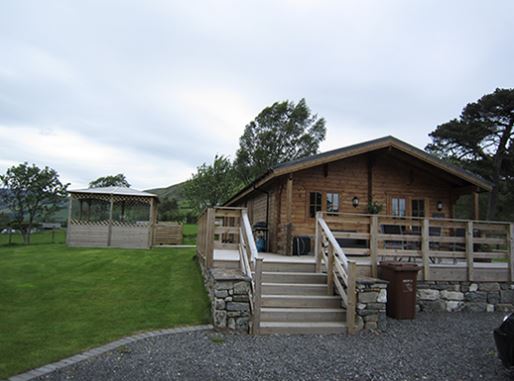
[224,136,492,256]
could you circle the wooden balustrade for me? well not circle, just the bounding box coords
[318,211,513,282]
[316,212,358,335]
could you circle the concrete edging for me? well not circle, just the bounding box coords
[8,324,213,381]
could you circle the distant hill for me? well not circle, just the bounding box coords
[145,181,188,201]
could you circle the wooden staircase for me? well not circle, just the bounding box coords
[257,261,347,334]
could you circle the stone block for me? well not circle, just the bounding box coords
[487,304,495,312]
[500,290,514,304]
[445,301,464,312]
[216,281,235,290]
[232,295,250,302]
[227,318,236,330]
[417,289,440,301]
[440,290,464,301]
[365,322,378,330]
[377,289,387,303]
[479,283,500,292]
[214,290,228,298]
[358,291,379,304]
[357,303,366,310]
[233,281,250,294]
[236,317,249,331]
[463,303,487,312]
[364,314,378,322]
[464,291,487,303]
[226,302,249,312]
[366,303,386,311]
[213,310,227,328]
[214,298,225,310]
[378,313,387,330]
[496,304,514,312]
[487,292,500,304]
[469,283,478,292]
[419,300,445,312]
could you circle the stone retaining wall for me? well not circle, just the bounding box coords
[356,278,388,331]
[417,281,514,313]
[204,268,252,332]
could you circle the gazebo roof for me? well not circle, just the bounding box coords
[69,186,159,199]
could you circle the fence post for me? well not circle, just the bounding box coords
[315,212,322,272]
[421,218,430,281]
[465,221,474,281]
[205,208,215,269]
[508,223,514,282]
[370,215,378,278]
[346,261,357,335]
[253,258,264,335]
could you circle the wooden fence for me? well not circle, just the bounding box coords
[319,212,514,282]
[153,222,183,245]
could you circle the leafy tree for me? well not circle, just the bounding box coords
[158,197,181,221]
[89,174,130,188]
[0,163,69,243]
[184,155,242,213]
[426,88,514,220]
[234,98,326,184]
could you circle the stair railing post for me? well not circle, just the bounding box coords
[421,218,430,281]
[465,221,474,281]
[253,257,264,335]
[327,244,335,295]
[346,261,357,335]
[315,212,322,272]
[205,208,215,269]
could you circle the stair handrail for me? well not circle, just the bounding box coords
[241,209,258,265]
[315,212,357,334]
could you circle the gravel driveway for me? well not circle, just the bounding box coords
[34,312,511,381]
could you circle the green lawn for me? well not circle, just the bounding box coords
[0,244,210,378]
[183,223,197,245]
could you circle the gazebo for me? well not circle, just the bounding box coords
[66,186,159,249]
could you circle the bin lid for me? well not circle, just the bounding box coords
[379,261,421,271]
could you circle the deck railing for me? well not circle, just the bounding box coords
[197,206,261,334]
[319,212,514,282]
[315,212,358,334]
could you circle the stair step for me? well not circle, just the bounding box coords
[261,294,341,308]
[213,260,239,269]
[260,272,327,284]
[261,307,346,322]
[261,261,316,273]
[259,321,347,335]
[262,283,328,295]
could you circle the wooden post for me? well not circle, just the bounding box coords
[253,258,264,335]
[465,221,474,281]
[327,245,335,295]
[66,195,73,246]
[315,212,322,272]
[107,195,114,247]
[421,218,430,281]
[346,261,357,335]
[285,175,293,256]
[472,192,480,220]
[147,198,155,248]
[370,215,378,278]
[508,223,514,282]
[205,208,215,269]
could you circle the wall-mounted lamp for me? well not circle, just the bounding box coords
[436,201,443,211]
[352,196,359,208]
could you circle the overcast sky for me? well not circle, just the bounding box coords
[1,1,513,190]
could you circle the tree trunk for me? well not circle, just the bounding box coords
[487,122,513,220]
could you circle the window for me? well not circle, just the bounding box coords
[412,199,425,218]
[309,192,322,217]
[391,197,406,217]
[326,192,340,213]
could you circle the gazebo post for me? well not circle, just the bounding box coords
[66,194,73,246]
[107,194,114,247]
[148,198,156,248]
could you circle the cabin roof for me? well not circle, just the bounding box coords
[225,135,493,206]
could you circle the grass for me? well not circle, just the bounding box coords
[183,223,197,245]
[0,243,210,378]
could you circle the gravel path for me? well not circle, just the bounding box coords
[34,312,511,381]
